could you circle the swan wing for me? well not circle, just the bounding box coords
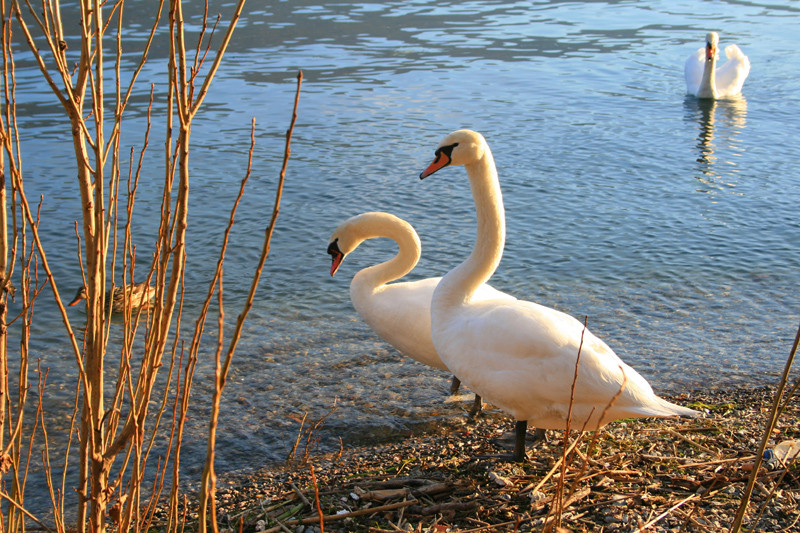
[684,47,705,95]
[434,297,697,428]
[435,299,630,418]
[355,277,445,369]
[715,44,750,96]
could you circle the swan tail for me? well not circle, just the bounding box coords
[636,397,701,419]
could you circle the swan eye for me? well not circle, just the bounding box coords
[438,143,458,158]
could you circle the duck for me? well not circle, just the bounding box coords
[69,282,156,314]
[419,129,699,462]
[328,211,515,415]
[684,31,750,99]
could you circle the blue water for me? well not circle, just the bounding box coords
[8,0,800,505]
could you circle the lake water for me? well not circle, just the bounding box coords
[10,0,800,502]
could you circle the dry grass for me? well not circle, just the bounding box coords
[167,385,799,533]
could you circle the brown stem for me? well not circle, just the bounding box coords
[729,319,800,533]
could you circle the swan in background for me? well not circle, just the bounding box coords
[419,129,699,462]
[685,31,750,99]
[327,211,513,415]
[69,282,155,314]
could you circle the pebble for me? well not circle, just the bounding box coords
[529,490,547,504]
[488,471,513,487]
[196,386,798,533]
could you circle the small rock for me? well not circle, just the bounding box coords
[488,471,513,487]
[529,490,547,504]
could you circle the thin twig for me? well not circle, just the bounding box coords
[555,315,588,525]
[663,427,718,456]
[730,319,800,533]
[310,464,324,533]
[189,0,247,118]
[634,493,698,533]
[0,488,56,532]
[518,437,582,496]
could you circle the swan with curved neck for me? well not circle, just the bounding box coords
[685,32,750,99]
[419,129,699,462]
[327,211,513,413]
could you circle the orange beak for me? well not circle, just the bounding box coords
[419,149,452,179]
[68,288,86,306]
[328,240,345,276]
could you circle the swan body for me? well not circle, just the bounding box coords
[69,282,155,314]
[419,129,699,460]
[327,212,512,411]
[685,32,750,99]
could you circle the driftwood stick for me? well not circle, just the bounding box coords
[263,499,419,533]
[370,477,442,488]
[270,518,292,533]
[355,486,409,502]
[411,501,480,516]
[663,428,718,455]
[677,455,757,469]
[531,486,591,511]
[290,482,311,507]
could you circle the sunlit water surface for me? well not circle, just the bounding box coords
[9,0,800,512]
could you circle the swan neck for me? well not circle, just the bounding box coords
[351,219,420,294]
[440,150,505,302]
[698,54,717,98]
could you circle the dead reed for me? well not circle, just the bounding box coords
[193,384,798,532]
[164,320,798,532]
[0,1,301,532]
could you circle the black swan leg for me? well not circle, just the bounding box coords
[449,375,461,395]
[468,394,483,418]
[530,427,547,444]
[514,420,528,462]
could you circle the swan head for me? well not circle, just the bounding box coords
[419,129,488,179]
[327,212,402,276]
[705,31,719,61]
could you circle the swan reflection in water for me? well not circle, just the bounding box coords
[684,95,747,195]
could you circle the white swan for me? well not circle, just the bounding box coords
[685,32,750,99]
[419,129,700,462]
[327,211,513,414]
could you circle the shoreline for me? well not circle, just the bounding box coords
[179,384,799,532]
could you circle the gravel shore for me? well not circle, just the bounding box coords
[188,385,798,532]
